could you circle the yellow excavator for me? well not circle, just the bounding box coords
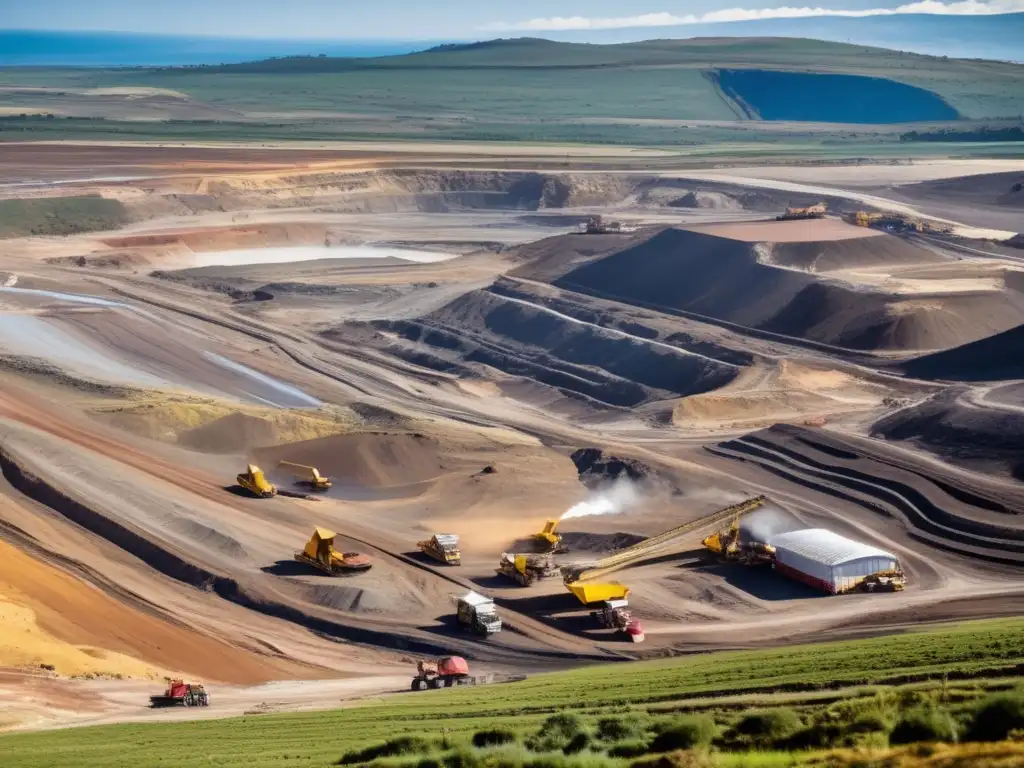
[278,461,332,491]
[535,520,564,553]
[237,464,276,498]
[702,497,775,564]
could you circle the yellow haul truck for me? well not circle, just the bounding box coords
[294,528,372,574]
[496,553,558,586]
[237,464,276,498]
[278,461,332,491]
[418,534,461,565]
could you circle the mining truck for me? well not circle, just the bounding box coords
[852,571,906,593]
[150,680,209,708]
[418,533,461,565]
[777,202,827,221]
[278,461,332,491]
[496,552,558,586]
[294,527,372,574]
[455,591,502,636]
[578,215,637,234]
[237,464,276,498]
[410,656,525,691]
[593,599,645,643]
[411,655,471,690]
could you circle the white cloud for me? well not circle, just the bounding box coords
[482,0,1024,31]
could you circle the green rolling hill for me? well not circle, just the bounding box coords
[0,37,1022,145]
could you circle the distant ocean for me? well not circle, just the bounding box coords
[0,30,434,66]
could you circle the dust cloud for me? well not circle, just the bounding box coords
[561,479,642,521]
[743,506,801,543]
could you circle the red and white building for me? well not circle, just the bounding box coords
[769,528,901,594]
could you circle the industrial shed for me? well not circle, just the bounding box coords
[769,529,901,594]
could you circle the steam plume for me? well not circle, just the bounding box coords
[561,479,641,520]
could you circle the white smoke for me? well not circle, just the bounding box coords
[561,479,642,520]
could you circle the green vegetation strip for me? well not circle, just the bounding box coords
[2,618,1023,768]
[0,195,128,238]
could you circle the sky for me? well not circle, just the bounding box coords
[1,0,1022,38]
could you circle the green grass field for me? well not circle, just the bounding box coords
[2,617,1022,768]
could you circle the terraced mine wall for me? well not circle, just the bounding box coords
[340,284,741,408]
[543,228,1024,352]
[708,425,1024,564]
[874,390,1024,480]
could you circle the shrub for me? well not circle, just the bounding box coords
[828,693,898,730]
[607,740,650,758]
[473,729,519,748]
[516,750,620,768]
[734,709,802,740]
[781,722,845,750]
[648,716,717,752]
[848,712,891,735]
[629,751,714,768]
[890,706,959,745]
[596,717,644,743]
[340,736,437,764]
[562,733,592,755]
[965,693,1024,742]
[527,713,588,753]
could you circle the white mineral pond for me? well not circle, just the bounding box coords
[191,245,457,269]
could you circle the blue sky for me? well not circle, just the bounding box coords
[2,0,1020,38]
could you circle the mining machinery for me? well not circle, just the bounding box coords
[294,527,372,574]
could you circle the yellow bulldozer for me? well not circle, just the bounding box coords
[278,461,332,491]
[237,464,276,498]
[294,527,372,574]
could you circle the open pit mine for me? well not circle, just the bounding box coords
[0,149,1022,729]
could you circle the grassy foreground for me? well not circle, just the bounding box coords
[2,617,1023,768]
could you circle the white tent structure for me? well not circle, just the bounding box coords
[769,529,901,594]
